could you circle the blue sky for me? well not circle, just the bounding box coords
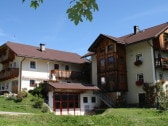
[0,0,168,55]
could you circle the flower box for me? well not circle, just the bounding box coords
[134,60,142,66]
[136,80,143,86]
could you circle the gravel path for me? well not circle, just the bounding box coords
[0,111,32,115]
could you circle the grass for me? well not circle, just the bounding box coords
[0,95,168,126]
[0,108,168,126]
[0,94,43,114]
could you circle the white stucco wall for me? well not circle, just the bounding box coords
[126,40,155,104]
[80,91,100,113]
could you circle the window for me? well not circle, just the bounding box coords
[107,45,113,51]
[30,61,36,69]
[136,54,142,61]
[13,62,16,68]
[108,57,114,64]
[99,47,105,53]
[101,77,106,84]
[159,73,163,80]
[65,65,69,70]
[83,97,88,103]
[91,97,96,103]
[100,58,105,66]
[30,80,35,87]
[54,64,59,69]
[137,73,144,82]
[54,93,79,109]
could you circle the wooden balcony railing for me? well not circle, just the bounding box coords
[0,68,19,81]
[51,70,82,79]
[155,58,168,70]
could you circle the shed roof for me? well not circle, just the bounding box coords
[48,82,99,91]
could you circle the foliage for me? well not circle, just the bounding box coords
[155,82,168,110]
[32,96,44,108]
[67,0,98,25]
[22,0,98,25]
[143,83,157,108]
[29,82,48,100]
[41,103,50,113]
[22,0,43,9]
[14,91,28,103]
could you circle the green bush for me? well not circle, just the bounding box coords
[14,95,23,103]
[32,97,44,108]
[41,103,50,113]
[14,91,28,103]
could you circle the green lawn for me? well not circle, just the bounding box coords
[0,94,43,114]
[0,95,168,126]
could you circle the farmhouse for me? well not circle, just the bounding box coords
[0,42,100,115]
[85,22,168,107]
[1,22,168,115]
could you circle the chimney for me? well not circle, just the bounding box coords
[40,43,45,51]
[134,25,140,34]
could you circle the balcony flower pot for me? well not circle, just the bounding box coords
[136,80,143,86]
[134,60,142,66]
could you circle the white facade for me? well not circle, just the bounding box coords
[126,40,155,104]
[0,56,83,92]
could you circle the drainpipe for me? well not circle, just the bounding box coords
[19,57,26,92]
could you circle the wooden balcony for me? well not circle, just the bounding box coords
[51,70,82,79]
[155,58,168,70]
[0,68,19,81]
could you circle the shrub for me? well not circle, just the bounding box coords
[41,103,50,113]
[18,91,28,98]
[14,95,23,103]
[14,91,28,103]
[32,97,44,108]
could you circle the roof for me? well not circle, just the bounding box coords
[119,22,168,44]
[88,34,124,52]
[48,82,99,91]
[88,22,168,52]
[81,51,95,58]
[4,42,88,64]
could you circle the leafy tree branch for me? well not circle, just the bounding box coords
[22,0,98,25]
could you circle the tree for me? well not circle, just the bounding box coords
[22,0,98,25]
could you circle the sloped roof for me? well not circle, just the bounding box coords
[88,34,124,52]
[48,82,99,91]
[119,22,168,44]
[4,42,87,64]
[88,22,168,52]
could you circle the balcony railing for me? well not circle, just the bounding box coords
[0,68,19,81]
[51,70,82,79]
[155,58,168,70]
